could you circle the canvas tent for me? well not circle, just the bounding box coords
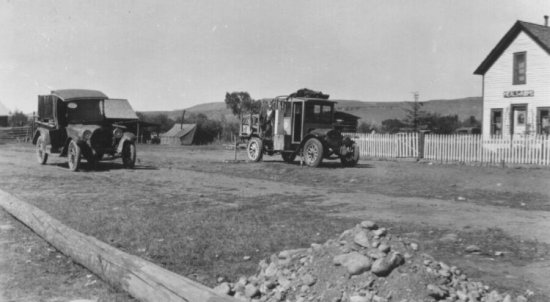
[160,123,197,145]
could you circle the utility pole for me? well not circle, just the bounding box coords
[411,91,420,132]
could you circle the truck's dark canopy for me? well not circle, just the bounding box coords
[288,88,330,100]
[51,89,108,101]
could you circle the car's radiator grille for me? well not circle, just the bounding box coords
[90,129,113,150]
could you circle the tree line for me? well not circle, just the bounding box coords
[357,100,481,134]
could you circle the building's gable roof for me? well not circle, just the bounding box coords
[474,21,550,75]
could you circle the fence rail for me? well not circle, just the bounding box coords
[348,133,550,166]
[0,126,33,142]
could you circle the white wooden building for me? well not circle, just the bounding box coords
[474,19,550,137]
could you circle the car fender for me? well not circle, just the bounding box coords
[33,128,50,145]
[300,133,326,149]
[117,132,136,153]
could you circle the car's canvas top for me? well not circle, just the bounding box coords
[51,89,108,101]
[104,99,138,120]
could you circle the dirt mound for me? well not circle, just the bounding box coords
[214,221,530,302]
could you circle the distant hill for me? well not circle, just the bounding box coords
[334,97,482,125]
[139,97,482,125]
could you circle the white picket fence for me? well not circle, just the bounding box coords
[346,133,419,158]
[347,133,550,166]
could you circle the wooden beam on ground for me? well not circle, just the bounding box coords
[0,189,237,302]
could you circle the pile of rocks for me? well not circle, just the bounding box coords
[214,221,530,302]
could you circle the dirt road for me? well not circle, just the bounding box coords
[1,143,549,299]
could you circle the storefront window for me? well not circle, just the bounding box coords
[538,108,550,135]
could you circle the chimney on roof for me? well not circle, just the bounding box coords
[545,15,549,27]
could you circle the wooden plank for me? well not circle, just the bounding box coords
[0,189,237,302]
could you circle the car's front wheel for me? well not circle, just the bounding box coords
[303,138,323,167]
[247,137,263,162]
[122,142,136,168]
[67,140,81,172]
[36,136,48,165]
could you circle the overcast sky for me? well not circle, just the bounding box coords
[1,0,549,113]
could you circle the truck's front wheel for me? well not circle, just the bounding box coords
[247,137,263,162]
[303,138,323,167]
[341,143,360,167]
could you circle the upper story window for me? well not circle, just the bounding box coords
[513,52,526,85]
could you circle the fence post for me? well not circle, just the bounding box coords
[417,132,425,160]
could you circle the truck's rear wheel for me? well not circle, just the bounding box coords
[67,140,81,172]
[281,152,297,163]
[303,138,323,167]
[247,137,263,162]
[341,143,360,167]
[36,136,48,165]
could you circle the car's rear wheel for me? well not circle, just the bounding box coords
[247,137,263,162]
[122,142,136,168]
[36,136,48,165]
[281,152,296,163]
[303,138,323,167]
[67,140,81,172]
[341,143,360,167]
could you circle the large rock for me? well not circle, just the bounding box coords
[360,220,378,230]
[465,245,481,253]
[349,295,371,302]
[366,248,386,259]
[427,284,448,299]
[264,262,278,278]
[353,230,370,247]
[244,284,260,298]
[213,282,232,295]
[371,252,404,277]
[333,252,372,275]
[373,228,387,238]
[301,273,316,286]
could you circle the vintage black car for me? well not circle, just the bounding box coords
[33,89,138,171]
[239,95,360,167]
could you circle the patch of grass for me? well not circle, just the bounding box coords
[58,193,356,287]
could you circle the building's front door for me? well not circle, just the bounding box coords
[511,105,527,135]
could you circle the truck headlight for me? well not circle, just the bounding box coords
[83,130,92,141]
[113,128,123,139]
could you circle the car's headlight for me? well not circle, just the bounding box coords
[113,128,123,139]
[83,130,92,141]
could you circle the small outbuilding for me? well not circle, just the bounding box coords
[0,102,9,127]
[160,123,197,145]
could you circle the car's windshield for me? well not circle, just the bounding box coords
[66,99,104,123]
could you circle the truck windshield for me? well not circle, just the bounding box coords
[66,100,103,123]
